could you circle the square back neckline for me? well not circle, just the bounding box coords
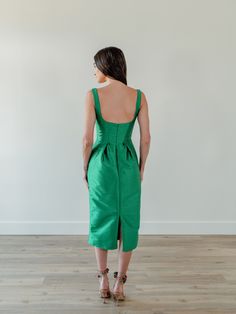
[94,88,140,125]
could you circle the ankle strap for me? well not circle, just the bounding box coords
[97,267,109,278]
[113,271,127,283]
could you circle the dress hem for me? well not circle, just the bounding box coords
[87,238,137,252]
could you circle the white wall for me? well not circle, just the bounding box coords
[0,0,235,234]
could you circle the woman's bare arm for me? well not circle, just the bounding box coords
[137,91,151,181]
[82,90,96,187]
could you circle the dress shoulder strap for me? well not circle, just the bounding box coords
[135,89,142,117]
[91,88,101,116]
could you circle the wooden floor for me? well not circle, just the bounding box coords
[0,235,235,314]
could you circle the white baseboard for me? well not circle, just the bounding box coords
[0,221,235,234]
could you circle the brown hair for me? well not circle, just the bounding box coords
[94,46,127,85]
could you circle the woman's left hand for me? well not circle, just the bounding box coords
[83,169,89,189]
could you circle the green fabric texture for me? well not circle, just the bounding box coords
[87,87,142,252]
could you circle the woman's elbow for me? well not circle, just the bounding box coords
[83,136,93,148]
[141,134,151,144]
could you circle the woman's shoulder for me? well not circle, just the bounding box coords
[95,85,143,94]
[89,85,146,102]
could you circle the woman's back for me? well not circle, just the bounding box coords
[95,85,141,124]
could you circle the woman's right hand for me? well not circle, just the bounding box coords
[140,168,144,182]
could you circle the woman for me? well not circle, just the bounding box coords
[82,46,151,303]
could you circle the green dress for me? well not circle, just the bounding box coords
[87,87,142,252]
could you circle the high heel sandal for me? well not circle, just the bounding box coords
[111,271,127,303]
[96,267,111,302]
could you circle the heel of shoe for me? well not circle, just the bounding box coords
[112,291,125,301]
[111,271,127,303]
[97,267,111,301]
[99,288,111,298]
